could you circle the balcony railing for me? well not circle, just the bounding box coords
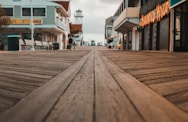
[113,7,140,29]
[55,17,66,30]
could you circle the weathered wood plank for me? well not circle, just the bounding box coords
[0,76,42,87]
[0,89,26,100]
[0,69,52,79]
[0,65,59,76]
[0,73,47,83]
[149,79,188,96]
[95,51,144,122]
[178,102,188,113]
[0,52,90,122]
[165,90,188,105]
[100,51,188,122]
[45,51,95,122]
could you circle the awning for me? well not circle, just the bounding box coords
[113,18,139,33]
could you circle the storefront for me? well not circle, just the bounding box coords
[170,0,188,51]
[140,0,170,51]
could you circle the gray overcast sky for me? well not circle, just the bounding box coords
[70,0,122,43]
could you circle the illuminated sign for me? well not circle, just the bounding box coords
[170,0,186,8]
[10,18,43,25]
[139,1,170,27]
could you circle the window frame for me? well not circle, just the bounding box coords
[3,7,14,16]
[33,7,46,17]
[21,6,46,17]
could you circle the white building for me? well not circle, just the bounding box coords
[70,9,83,46]
[0,0,71,50]
[113,0,140,51]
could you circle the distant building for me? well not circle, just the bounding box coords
[91,40,96,46]
[70,9,84,46]
[0,0,71,50]
[113,0,140,51]
[105,16,113,43]
[105,16,118,49]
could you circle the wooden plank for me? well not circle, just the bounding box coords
[165,90,188,104]
[178,102,188,113]
[130,66,188,76]
[0,51,90,122]
[0,69,52,79]
[0,76,42,87]
[0,65,59,76]
[100,51,188,122]
[149,79,188,96]
[0,81,37,92]
[0,97,15,113]
[0,73,47,83]
[45,51,95,122]
[0,89,26,100]
[142,75,188,85]
[137,70,188,81]
[95,51,143,122]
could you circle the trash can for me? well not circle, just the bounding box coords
[53,42,59,50]
[67,44,70,49]
[0,42,4,50]
[7,35,20,51]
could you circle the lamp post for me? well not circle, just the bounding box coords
[30,0,35,50]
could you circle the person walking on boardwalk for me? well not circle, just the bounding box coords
[73,40,76,50]
[68,35,73,50]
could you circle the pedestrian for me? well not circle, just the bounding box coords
[68,36,73,50]
[73,40,76,50]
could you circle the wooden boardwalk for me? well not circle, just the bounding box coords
[0,47,188,122]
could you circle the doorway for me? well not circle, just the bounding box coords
[174,3,188,51]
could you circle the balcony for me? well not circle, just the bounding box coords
[55,14,68,31]
[113,7,140,33]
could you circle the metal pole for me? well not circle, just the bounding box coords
[30,0,35,50]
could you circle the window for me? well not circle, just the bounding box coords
[22,8,31,16]
[23,33,42,41]
[22,8,45,16]
[33,8,45,16]
[3,8,13,16]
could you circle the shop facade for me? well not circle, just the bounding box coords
[0,0,71,50]
[170,0,188,51]
[140,0,170,51]
[113,0,140,51]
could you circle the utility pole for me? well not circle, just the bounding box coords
[30,0,35,50]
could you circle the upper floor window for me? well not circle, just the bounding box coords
[22,8,31,16]
[33,8,45,16]
[22,7,45,16]
[3,8,13,16]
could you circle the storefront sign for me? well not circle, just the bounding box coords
[170,0,186,8]
[139,1,170,27]
[10,19,43,25]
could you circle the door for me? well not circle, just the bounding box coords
[7,37,19,51]
[174,4,188,51]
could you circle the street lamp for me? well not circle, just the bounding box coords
[30,0,35,50]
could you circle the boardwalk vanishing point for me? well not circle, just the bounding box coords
[0,46,188,122]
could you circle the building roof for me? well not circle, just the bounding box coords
[70,24,82,34]
[52,1,69,11]
[0,0,61,6]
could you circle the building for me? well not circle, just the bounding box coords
[105,16,113,46]
[70,9,83,46]
[169,0,188,52]
[0,0,71,50]
[104,16,118,49]
[139,0,170,51]
[113,0,140,51]
[112,0,188,52]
